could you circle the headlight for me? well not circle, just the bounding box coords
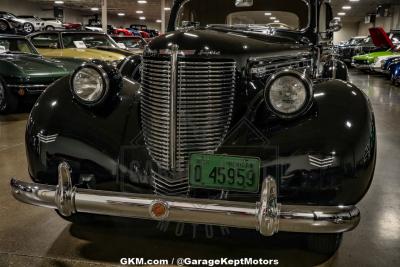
[264,70,313,118]
[71,63,109,105]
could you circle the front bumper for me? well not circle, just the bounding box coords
[351,63,371,70]
[10,162,360,236]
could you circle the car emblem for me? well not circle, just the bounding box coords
[308,155,335,168]
[37,133,58,144]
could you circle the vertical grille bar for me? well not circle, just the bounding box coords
[169,45,179,170]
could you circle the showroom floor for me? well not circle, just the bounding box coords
[0,70,399,267]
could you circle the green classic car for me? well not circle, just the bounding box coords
[0,34,83,113]
[352,27,400,69]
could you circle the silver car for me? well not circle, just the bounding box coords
[12,15,44,34]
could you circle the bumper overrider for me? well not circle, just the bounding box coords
[10,162,360,236]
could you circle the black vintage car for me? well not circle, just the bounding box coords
[11,0,375,254]
[336,36,381,65]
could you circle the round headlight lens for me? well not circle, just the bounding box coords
[72,67,106,103]
[265,71,312,117]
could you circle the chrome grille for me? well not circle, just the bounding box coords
[141,57,236,195]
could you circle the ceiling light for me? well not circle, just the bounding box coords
[118,13,125,16]
[334,17,341,20]
[264,12,271,16]
[54,1,64,4]
[136,10,144,14]
[164,7,171,11]
[349,0,359,2]
[137,0,147,3]
[91,7,99,11]
[156,19,162,23]
[139,17,146,20]
[342,6,351,10]
[274,20,280,23]
[270,17,276,20]
[338,12,346,16]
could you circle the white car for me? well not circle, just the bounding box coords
[40,18,64,31]
[16,15,44,34]
[372,55,399,73]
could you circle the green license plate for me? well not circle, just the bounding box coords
[189,154,260,192]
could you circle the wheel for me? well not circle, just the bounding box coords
[45,25,55,31]
[23,22,34,34]
[0,80,18,114]
[306,233,343,254]
[0,20,9,32]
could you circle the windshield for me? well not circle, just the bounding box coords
[0,38,37,54]
[62,33,118,49]
[112,37,146,49]
[176,0,309,32]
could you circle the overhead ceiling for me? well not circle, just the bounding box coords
[28,0,173,23]
[331,0,396,23]
[27,0,400,24]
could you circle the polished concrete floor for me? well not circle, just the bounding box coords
[0,70,399,267]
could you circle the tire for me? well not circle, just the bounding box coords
[306,233,343,255]
[45,25,55,31]
[0,20,9,33]
[22,22,34,34]
[0,80,18,114]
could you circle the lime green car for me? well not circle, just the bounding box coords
[352,50,397,69]
[352,27,400,70]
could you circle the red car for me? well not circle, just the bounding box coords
[63,22,82,30]
[113,28,133,37]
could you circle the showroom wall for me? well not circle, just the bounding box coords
[334,22,360,43]
[1,0,161,30]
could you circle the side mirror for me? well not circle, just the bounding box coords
[328,19,342,33]
[235,0,253,7]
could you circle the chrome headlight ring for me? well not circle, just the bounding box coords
[264,69,313,119]
[70,62,110,107]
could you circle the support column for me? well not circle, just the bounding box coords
[101,0,107,33]
[161,0,166,34]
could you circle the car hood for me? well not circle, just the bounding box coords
[148,29,309,63]
[36,48,125,62]
[0,53,73,77]
[369,27,394,49]
[353,50,394,61]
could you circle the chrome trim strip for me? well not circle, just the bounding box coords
[6,84,48,88]
[10,162,360,236]
[169,45,179,171]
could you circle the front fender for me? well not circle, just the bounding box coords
[321,59,349,81]
[26,76,141,188]
[223,79,376,205]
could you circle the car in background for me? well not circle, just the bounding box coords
[352,28,400,70]
[63,22,82,30]
[336,36,381,65]
[0,35,82,113]
[0,12,22,33]
[111,36,146,52]
[29,31,141,64]
[40,18,64,31]
[14,15,45,34]
[109,26,133,36]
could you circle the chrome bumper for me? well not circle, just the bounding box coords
[352,63,371,70]
[10,162,360,236]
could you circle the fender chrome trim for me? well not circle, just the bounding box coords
[10,162,360,236]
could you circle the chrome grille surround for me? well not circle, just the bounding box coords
[141,55,236,195]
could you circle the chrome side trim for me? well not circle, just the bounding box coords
[6,84,48,88]
[10,162,360,236]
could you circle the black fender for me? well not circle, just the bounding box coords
[321,59,349,81]
[26,76,141,189]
